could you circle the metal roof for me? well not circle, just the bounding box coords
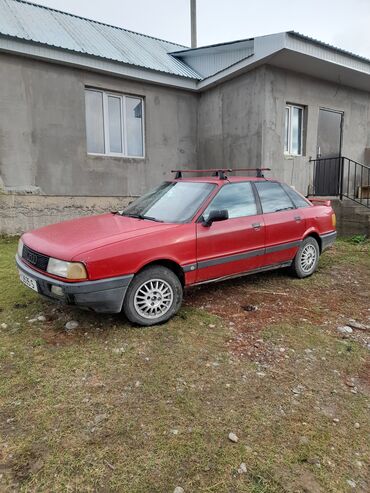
[0,1,370,91]
[171,39,254,78]
[0,0,201,79]
[288,31,370,65]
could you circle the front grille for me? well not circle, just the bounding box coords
[22,244,50,272]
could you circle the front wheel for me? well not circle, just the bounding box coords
[291,237,320,278]
[123,266,183,326]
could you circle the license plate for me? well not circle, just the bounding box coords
[19,271,38,292]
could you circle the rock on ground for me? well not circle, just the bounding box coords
[337,326,353,334]
[228,432,239,443]
[65,320,79,331]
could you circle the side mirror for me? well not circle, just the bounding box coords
[202,209,229,227]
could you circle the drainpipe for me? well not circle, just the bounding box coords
[191,0,197,48]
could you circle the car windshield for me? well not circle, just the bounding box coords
[121,181,215,223]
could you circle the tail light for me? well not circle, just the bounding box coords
[332,213,336,228]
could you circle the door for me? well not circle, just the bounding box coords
[314,108,343,196]
[254,181,307,266]
[196,182,265,282]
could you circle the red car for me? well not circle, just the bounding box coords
[16,169,336,326]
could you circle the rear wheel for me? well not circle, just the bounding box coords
[123,266,183,326]
[291,237,320,278]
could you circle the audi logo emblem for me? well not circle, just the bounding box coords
[26,252,38,265]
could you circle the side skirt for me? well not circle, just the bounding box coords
[188,261,292,288]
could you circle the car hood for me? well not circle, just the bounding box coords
[22,213,179,261]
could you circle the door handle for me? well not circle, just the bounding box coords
[252,222,261,230]
[294,216,302,222]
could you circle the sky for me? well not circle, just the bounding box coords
[29,0,370,58]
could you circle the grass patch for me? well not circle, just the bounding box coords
[0,237,369,492]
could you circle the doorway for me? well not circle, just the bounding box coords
[314,108,343,196]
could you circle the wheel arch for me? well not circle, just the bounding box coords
[136,259,185,287]
[303,231,322,253]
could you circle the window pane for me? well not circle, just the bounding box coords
[203,182,257,220]
[126,97,143,156]
[284,107,289,152]
[291,106,302,155]
[108,96,122,153]
[255,182,294,213]
[85,90,104,154]
[281,183,310,208]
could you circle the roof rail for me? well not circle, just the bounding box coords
[171,168,271,180]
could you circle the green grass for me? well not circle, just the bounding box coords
[0,237,369,492]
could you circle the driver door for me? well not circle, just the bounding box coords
[195,182,265,283]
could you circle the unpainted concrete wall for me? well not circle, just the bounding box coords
[0,194,132,235]
[262,65,370,195]
[197,67,265,169]
[0,53,198,197]
[197,64,370,199]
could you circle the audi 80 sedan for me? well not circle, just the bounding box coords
[16,168,336,326]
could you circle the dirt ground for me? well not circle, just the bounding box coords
[0,237,369,492]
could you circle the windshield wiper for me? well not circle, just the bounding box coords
[120,212,163,222]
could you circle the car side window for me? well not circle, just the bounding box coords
[203,182,257,220]
[281,183,311,208]
[255,181,295,213]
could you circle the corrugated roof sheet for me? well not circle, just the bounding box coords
[172,39,254,78]
[0,0,201,79]
[288,31,370,64]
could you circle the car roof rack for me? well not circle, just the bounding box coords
[171,168,271,180]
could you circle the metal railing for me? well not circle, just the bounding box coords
[310,156,370,209]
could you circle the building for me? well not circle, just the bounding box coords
[0,0,369,235]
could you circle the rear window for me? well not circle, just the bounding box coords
[255,181,294,213]
[281,184,311,208]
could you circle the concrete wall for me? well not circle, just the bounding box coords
[197,67,265,169]
[1,53,370,236]
[262,65,370,195]
[0,194,132,235]
[197,64,370,198]
[0,52,198,197]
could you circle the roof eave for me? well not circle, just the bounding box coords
[0,36,200,90]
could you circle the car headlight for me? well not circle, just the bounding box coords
[47,258,87,280]
[18,238,24,257]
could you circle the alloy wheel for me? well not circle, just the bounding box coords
[133,279,174,319]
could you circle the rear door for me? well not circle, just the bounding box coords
[195,182,265,282]
[254,181,306,266]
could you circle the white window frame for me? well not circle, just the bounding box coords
[284,104,304,156]
[85,88,145,159]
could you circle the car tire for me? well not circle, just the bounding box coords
[291,237,320,278]
[123,266,183,326]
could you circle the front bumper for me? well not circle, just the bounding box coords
[16,255,133,313]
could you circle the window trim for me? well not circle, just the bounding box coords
[284,103,304,156]
[85,88,145,159]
